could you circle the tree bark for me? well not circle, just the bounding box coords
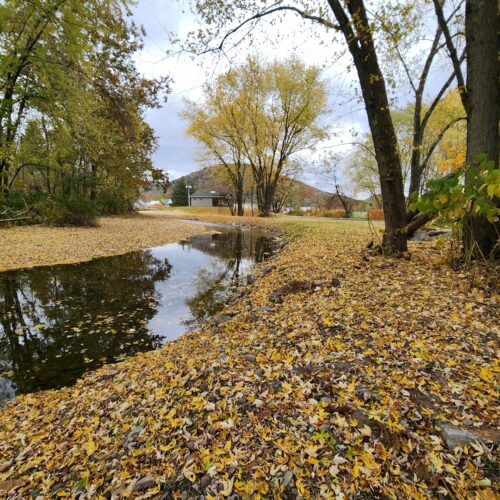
[328,0,408,253]
[464,0,499,258]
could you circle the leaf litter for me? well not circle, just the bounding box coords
[0,216,498,498]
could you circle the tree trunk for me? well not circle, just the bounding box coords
[328,0,408,253]
[464,0,499,258]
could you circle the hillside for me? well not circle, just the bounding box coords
[170,165,368,210]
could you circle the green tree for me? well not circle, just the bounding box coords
[171,180,189,206]
[0,0,170,217]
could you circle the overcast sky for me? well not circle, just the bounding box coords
[131,1,445,190]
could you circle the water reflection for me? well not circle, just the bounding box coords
[0,226,276,401]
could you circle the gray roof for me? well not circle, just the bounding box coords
[190,191,227,198]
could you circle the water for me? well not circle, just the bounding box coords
[0,225,278,402]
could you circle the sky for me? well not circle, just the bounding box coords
[131,0,446,190]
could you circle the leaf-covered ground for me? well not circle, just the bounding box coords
[0,217,498,499]
[0,216,202,272]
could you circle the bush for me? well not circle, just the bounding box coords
[368,208,384,220]
[36,195,98,227]
[323,209,345,218]
[287,210,304,216]
[96,190,130,215]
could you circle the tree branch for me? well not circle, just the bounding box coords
[432,0,468,111]
[198,5,339,55]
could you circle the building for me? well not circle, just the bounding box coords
[189,191,228,207]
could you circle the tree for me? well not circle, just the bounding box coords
[183,57,327,217]
[317,153,353,216]
[433,0,499,257]
[183,87,248,215]
[0,0,170,214]
[375,0,467,200]
[171,180,189,206]
[182,1,412,252]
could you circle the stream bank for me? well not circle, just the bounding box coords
[0,217,497,498]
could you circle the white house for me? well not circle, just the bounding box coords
[189,191,228,207]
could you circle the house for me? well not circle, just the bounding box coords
[189,191,228,207]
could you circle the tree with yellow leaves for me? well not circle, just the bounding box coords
[183,57,328,216]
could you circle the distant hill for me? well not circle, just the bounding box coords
[169,165,369,210]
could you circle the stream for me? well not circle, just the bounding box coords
[0,223,279,403]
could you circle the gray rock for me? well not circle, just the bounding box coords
[282,470,294,488]
[440,424,482,449]
[133,476,156,491]
[246,274,255,285]
[411,229,431,241]
[313,279,324,287]
[217,353,229,362]
[245,354,257,362]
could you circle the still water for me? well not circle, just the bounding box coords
[0,225,277,402]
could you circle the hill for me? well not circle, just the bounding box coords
[170,165,368,210]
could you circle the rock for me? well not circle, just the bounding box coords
[246,274,255,285]
[268,292,283,304]
[313,279,324,287]
[217,353,229,362]
[133,476,156,491]
[199,474,211,490]
[245,354,257,362]
[440,425,482,449]
[411,229,431,241]
[282,470,294,488]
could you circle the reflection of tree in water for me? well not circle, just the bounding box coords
[185,231,243,325]
[0,251,172,400]
[184,230,275,325]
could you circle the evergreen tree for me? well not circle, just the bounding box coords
[171,181,189,206]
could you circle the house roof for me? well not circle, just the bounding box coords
[189,191,227,198]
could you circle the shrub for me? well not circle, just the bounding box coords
[287,210,304,216]
[96,190,130,215]
[36,195,98,227]
[323,209,345,218]
[368,208,384,220]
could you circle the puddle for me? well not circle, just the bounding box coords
[0,225,278,402]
